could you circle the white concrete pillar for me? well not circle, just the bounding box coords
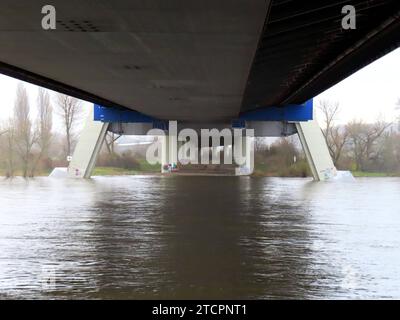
[296,120,337,181]
[68,108,109,178]
[168,121,178,168]
[161,135,170,173]
[235,134,254,176]
[245,135,254,173]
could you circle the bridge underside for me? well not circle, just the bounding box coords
[0,0,399,124]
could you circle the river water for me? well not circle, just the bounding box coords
[0,176,399,299]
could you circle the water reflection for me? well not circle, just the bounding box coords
[0,176,399,299]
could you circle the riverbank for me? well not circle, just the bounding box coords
[351,171,400,177]
[1,167,399,178]
[252,170,400,178]
[70,169,400,178]
[0,158,160,177]
[93,166,159,176]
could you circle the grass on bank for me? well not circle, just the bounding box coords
[93,159,160,176]
[1,160,399,178]
[252,160,310,177]
[0,158,160,177]
[0,168,53,177]
[92,166,159,176]
[251,161,400,178]
[351,171,400,177]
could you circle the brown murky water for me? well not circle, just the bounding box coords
[0,176,400,299]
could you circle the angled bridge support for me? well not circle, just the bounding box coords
[296,120,337,181]
[237,100,337,181]
[68,108,109,178]
[68,104,163,178]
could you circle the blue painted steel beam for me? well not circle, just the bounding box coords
[93,104,169,130]
[237,99,313,122]
[94,99,313,128]
[94,104,155,123]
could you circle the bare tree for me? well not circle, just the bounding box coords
[5,126,15,178]
[329,126,349,165]
[319,100,339,137]
[0,120,16,178]
[346,120,364,171]
[346,119,391,171]
[30,88,53,176]
[318,100,348,166]
[13,83,37,177]
[365,119,392,162]
[54,93,83,158]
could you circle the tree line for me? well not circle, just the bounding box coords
[255,99,400,176]
[318,100,400,173]
[0,83,82,177]
[1,84,399,178]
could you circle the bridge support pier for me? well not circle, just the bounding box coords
[160,130,178,173]
[161,135,169,173]
[68,108,109,178]
[235,134,254,176]
[295,120,337,181]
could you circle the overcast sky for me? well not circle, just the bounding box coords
[314,48,400,124]
[0,48,399,131]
